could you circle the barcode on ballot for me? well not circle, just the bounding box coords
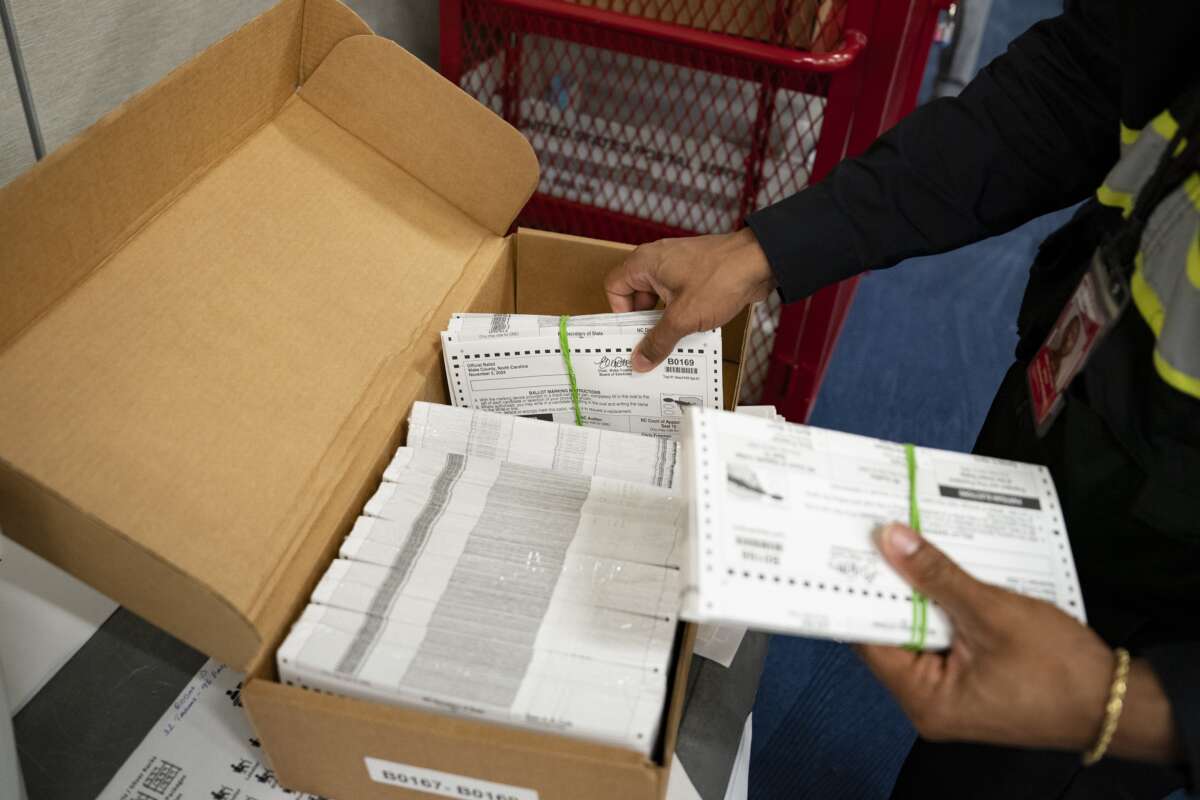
[666,366,698,375]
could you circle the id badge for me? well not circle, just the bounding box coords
[1026,249,1129,436]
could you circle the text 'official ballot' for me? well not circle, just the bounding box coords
[680,407,1086,649]
[441,312,723,437]
[277,402,684,755]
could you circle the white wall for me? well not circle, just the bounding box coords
[347,0,439,67]
[0,0,441,187]
[9,0,278,152]
[0,29,35,187]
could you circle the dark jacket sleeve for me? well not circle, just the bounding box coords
[746,0,1121,303]
[1143,644,1200,790]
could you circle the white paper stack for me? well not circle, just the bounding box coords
[447,310,665,340]
[278,405,685,754]
[440,311,723,438]
[690,404,783,667]
[407,401,681,487]
[731,405,785,422]
[680,407,1086,649]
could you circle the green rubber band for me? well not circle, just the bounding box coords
[904,443,928,651]
[559,315,583,427]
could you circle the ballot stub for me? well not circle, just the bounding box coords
[406,401,681,488]
[441,328,723,439]
[448,311,662,340]
[680,407,1086,649]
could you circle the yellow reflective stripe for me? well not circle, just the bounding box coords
[1131,254,1166,336]
[1151,110,1179,141]
[1190,230,1200,290]
[1185,173,1200,213]
[1133,247,1200,399]
[1120,123,1140,146]
[1096,184,1134,216]
[1153,350,1200,399]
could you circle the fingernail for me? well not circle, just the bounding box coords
[632,351,653,373]
[885,524,922,557]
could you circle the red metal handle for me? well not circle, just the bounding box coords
[488,0,868,73]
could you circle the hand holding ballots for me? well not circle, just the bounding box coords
[276,310,1086,757]
[441,311,723,436]
[679,407,1086,649]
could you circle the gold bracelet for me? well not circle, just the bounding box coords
[1082,647,1131,766]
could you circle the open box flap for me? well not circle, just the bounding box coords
[0,0,539,670]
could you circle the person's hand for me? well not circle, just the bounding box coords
[604,228,775,372]
[858,523,1117,753]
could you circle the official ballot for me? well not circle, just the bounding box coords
[680,407,1086,649]
[277,620,667,751]
[407,401,681,487]
[440,311,723,437]
[294,600,676,672]
[278,400,684,755]
[367,447,684,567]
[447,310,665,339]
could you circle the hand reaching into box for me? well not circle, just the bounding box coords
[604,228,775,372]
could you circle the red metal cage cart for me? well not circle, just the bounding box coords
[440,0,949,420]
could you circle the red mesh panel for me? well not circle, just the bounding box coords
[441,0,924,418]
[456,1,843,243]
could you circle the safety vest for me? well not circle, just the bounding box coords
[1096,109,1200,400]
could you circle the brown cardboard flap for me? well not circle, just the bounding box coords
[299,0,373,82]
[514,229,635,314]
[0,2,534,670]
[300,36,539,235]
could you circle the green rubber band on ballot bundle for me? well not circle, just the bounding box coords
[904,443,929,651]
[559,315,583,427]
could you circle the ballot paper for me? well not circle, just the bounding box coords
[295,601,675,673]
[441,312,723,438]
[733,405,785,422]
[280,444,682,755]
[278,621,667,751]
[689,406,780,667]
[680,408,1085,649]
[367,447,684,567]
[448,311,664,340]
[407,401,682,487]
[317,549,680,624]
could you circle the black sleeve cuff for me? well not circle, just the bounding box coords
[1143,642,1200,790]
[745,184,868,304]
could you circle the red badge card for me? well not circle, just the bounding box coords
[1027,251,1127,435]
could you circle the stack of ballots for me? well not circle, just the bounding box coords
[277,399,690,754]
[440,311,724,437]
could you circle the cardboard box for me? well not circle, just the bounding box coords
[0,2,745,798]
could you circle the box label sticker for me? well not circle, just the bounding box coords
[365,757,539,800]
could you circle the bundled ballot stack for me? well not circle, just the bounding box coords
[277,402,688,754]
[679,407,1087,650]
[408,400,682,488]
[440,311,723,438]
